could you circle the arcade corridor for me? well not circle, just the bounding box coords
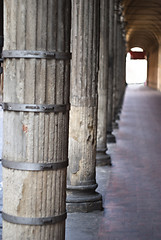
[66,85,161,240]
[2,0,161,239]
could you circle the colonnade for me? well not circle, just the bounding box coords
[1,0,126,239]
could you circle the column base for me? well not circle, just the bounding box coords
[66,184,103,213]
[116,114,120,121]
[107,132,116,143]
[113,121,119,129]
[118,108,122,114]
[96,150,112,166]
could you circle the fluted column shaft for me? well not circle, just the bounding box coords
[0,0,3,92]
[96,0,111,166]
[112,0,120,130]
[2,1,71,239]
[114,11,126,117]
[67,0,102,212]
[107,0,117,142]
[113,1,118,121]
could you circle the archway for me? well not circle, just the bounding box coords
[126,47,147,85]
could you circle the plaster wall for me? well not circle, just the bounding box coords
[157,43,161,91]
[148,48,158,90]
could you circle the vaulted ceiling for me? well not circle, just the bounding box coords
[122,0,161,52]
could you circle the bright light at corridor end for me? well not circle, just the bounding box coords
[126,47,147,85]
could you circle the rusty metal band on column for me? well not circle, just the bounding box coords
[2,211,67,226]
[2,50,71,60]
[1,102,70,113]
[2,159,68,171]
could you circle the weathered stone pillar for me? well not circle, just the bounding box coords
[0,0,3,52]
[118,26,126,112]
[112,0,119,130]
[2,1,71,239]
[0,0,3,93]
[107,0,116,143]
[67,0,102,212]
[116,19,122,116]
[96,0,111,166]
[115,6,126,116]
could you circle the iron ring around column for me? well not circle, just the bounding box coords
[1,102,70,113]
[2,212,67,226]
[2,159,68,171]
[2,50,72,60]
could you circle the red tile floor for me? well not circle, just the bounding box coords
[66,85,161,240]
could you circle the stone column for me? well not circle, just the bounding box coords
[118,28,126,113]
[0,0,3,51]
[112,0,119,130]
[107,0,116,143]
[2,1,71,239]
[96,0,111,166]
[67,0,102,212]
[0,0,3,93]
[115,7,126,116]
[116,20,122,116]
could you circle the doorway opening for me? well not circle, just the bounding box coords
[126,47,147,85]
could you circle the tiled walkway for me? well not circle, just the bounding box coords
[67,85,161,240]
[97,85,161,239]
